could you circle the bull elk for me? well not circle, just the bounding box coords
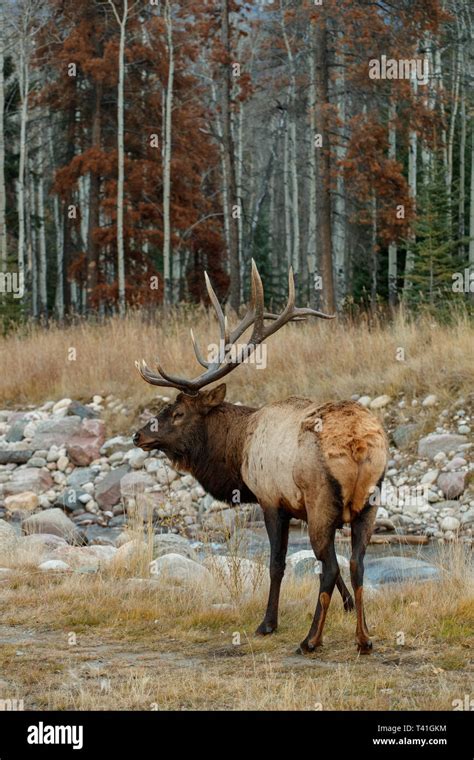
[133,262,388,654]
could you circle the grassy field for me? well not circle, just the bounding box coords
[0,544,472,711]
[0,308,472,408]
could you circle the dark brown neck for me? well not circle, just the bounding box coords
[173,402,258,504]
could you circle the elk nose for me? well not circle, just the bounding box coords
[132,432,140,446]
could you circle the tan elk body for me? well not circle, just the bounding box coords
[134,262,388,653]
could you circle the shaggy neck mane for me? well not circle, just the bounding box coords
[171,402,257,504]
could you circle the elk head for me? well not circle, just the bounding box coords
[133,260,334,460]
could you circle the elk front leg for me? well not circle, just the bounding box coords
[256,507,290,635]
[350,502,378,653]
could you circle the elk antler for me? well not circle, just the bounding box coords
[135,260,335,395]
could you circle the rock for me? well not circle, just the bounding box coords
[287,550,321,576]
[125,449,149,470]
[56,456,69,472]
[445,457,467,471]
[52,398,72,415]
[369,395,391,409]
[421,469,439,485]
[153,461,178,485]
[357,396,371,407]
[149,553,212,586]
[19,533,68,553]
[364,556,440,586]
[22,508,83,544]
[392,424,419,448]
[55,487,90,513]
[95,465,130,509]
[0,450,34,465]
[460,508,474,527]
[38,560,71,572]
[0,519,17,549]
[458,424,471,435]
[202,508,237,534]
[100,436,134,456]
[203,555,264,596]
[86,545,117,565]
[418,433,468,459]
[4,491,39,514]
[439,516,460,532]
[5,415,29,443]
[112,539,149,570]
[67,467,96,489]
[152,533,197,561]
[422,394,438,407]
[4,468,53,496]
[120,471,155,498]
[27,457,47,468]
[437,472,466,500]
[66,419,105,466]
[30,417,82,450]
[67,401,99,420]
[48,546,99,572]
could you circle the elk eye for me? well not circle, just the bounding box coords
[173,410,184,421]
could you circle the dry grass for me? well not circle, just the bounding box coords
[0,544,472,711]
[0,308,472,408]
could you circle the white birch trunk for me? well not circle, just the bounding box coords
[469,117,474,274]
[306,45,317,285]
[333,42,346,307]
[281,15,300,275]
[403,76,418,294]
[37,137,47,317]
[17,47,29,288]
[283,120,292,267]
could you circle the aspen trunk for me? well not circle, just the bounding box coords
[403,76,417,296]
[388,101,397,307]
[37,136,48,318]
[17,48,29,289]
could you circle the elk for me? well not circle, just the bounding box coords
[133,262,388,654]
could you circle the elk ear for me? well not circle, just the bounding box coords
[200,383,227,411]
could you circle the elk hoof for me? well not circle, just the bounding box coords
[357,640,373,654]
[296,639,319,655]
[255,621,276,636]
[343,596,355,613]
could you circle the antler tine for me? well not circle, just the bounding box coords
[248,259,265,343]
[204,271,227,345]
[190,328,211,369]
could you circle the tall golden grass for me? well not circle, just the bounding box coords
[0,308,472,407]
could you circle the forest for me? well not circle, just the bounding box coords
[0,0,473,324]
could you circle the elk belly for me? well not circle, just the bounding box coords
[241,410,305,516]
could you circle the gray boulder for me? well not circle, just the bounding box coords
[418,433,468,459]
[364,556,440,586]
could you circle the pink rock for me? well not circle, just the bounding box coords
[66,419,105,466]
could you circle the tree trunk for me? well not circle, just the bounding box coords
[314,19,335,313]
[37,135,48,319]
[307,41,317,305]
[17,47,29,289]
[388,101,397,307]
[403,76,417,296]
[221,0,240,310]
[162,0,174,305]
[109,0,129,316]
[457,75,466,255]
[333,39,347,308]
[0,5,7,271]
[469,116,474,282]
[281,13,300,280]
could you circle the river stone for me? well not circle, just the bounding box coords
[5,415,28,443]
[0,450,34,465]
[437,472,466,500]
[4,468,53,496]
[19,533,68,553]
[29,417,82,450]
[100,436,134,456]
[38,560,71,572]
[67,401,99,420]
[392,424,419,448]
[418,433,468,459]
[4,491,39,514]
[439,516,460,532]
[149,553,212,585]
[55,487,90,513]
[364,556,440,586]
[22,508,83,544]
[95,465,130,509]
[369,395,391,409]
[152,533,197,560]
[120,471,155,498]
[66,419,105,466]
[0,519,17,549]
[67,467,95,489]
[47,546,100,572]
